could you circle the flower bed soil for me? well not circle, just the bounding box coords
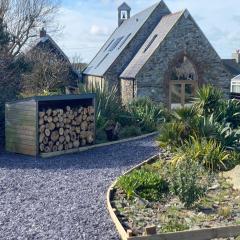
[111,152,240,239]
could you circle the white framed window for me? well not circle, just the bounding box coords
[231,81,240,93]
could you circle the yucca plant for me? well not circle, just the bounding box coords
[127,98,165,132]
[194,85,223,116]
[172,106,197,122]
[79,83,124,127]
[219,99,240,128]
[215,124,240,149]
[192,115,240,149]
[172,106,200,130]
[172,137,230,171]
[193,114,219,139]
[157,122,192,148]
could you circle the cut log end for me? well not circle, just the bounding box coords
[39,105,95,153]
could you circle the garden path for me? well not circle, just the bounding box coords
[0,135,158,240]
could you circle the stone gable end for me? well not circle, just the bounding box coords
[105,2,170,92]
[133,12,231,104]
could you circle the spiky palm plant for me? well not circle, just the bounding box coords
[194,85,223,116]
[172,137,230,171]
[127,98,165,132]
[219,99,240,128]
[157,122,191,148]
[79,83,123,127]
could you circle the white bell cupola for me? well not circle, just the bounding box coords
[118,2,131,27]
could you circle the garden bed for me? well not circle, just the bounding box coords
[107,153,240,240]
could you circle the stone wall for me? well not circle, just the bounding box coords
[134,13,231,105]
[105,2,170,95]
[121,79,136,105]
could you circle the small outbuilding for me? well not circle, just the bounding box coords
[5,94,96,157]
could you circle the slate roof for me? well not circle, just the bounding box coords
[33,34,70,64]
[29,33,82,82]
[222,59,240,76]
[120,10,185,79]
[83,2,161,76]
[118,2,131,10]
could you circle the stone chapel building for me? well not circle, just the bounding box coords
[83,1,236,108]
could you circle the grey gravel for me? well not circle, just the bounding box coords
[0,136,158,240]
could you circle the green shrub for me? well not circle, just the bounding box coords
[170,158,211,207]
[119,125,142,139]
[172,137,230,171]
[157,122,192,148]
[127,98,165,132]
[117,168,169,201]
[194,85,223,116]
[224,151,240,170]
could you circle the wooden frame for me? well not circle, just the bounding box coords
[5,94,96,157]
[107,155,240,240]
[169,80,197,109]
[167,54,199,109]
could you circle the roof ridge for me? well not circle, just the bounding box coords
[163,9,185,18]
[120,9,185,79]
[41,34,70,64]
[124,2,159,23]
[83,2,162,76]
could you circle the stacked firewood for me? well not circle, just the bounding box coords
[38,105,95,153]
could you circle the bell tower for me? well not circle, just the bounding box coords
[118,2,131,27]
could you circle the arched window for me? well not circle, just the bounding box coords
[169,56,198,109]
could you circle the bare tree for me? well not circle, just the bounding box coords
[21,49,70,96]
[0,0,60,57]
[71,54,88,73]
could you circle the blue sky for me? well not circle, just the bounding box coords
[55,0,240,63]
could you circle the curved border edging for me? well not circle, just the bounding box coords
[107,155,159,240]
[41,131,158,158]
[106,156,240,240]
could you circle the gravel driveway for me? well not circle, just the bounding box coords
[0,135,158,240]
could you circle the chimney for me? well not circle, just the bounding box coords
[40,27,46,38]
[118,2,131,27]
[232,49,240,64]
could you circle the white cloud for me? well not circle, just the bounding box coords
[90,25,109,36]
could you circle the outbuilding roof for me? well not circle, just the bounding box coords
[222,59,240,76]
[33,34,71,64]
[120,10,185,79]
[83,2,161,76]
[231,74,240,81]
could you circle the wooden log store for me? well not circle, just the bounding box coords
[5,94,96,157]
